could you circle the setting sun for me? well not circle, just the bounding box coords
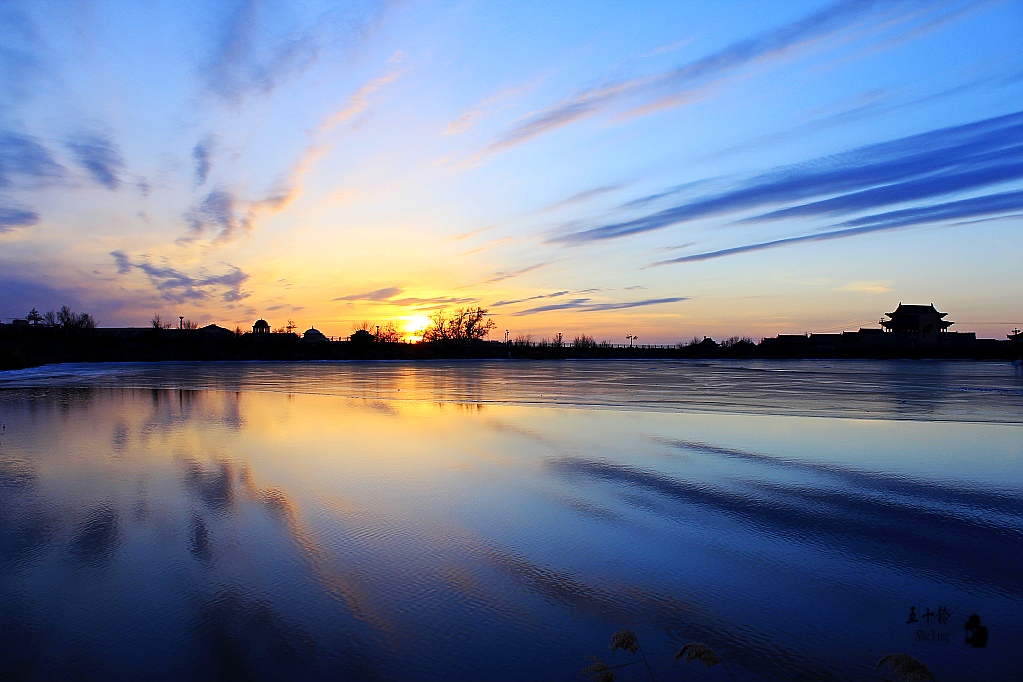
[402,315,431,342]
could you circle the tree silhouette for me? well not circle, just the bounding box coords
[422,307,495,342]
[55,305,96,330]
[376,321,404,342]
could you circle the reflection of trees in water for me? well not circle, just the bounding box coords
[17,387,97,417]
[140,388,244,434]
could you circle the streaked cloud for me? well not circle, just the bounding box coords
[65,133,124,190]
[484,261,556,284]
[110,251,250,303]
[511,296,687,316]
[486,0,898,153]
[653,190,1023,266]
[0,130,65,189]
[557,110,1023,244]
[544,185,625,211]
[192,136,215,186]
[0,205,39,231]
[200,0,319,105]
[334,287,404,301]
[332,287,476,310]
[841,281,892,295]
[186,189,246,241]
[320,68,402,130]
[491,291,571,307]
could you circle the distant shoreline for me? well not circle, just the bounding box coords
[1,325,1019,371]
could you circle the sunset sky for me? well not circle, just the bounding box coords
[1,0,1021,342]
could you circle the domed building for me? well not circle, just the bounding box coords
[302,327,328,342]
[252,319,270,334]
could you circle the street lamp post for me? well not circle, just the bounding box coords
[626,334,637,348]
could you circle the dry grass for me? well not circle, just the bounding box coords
[876,653,935,681]
[674,642,722,667]
[609,628,640,655]
[581,656,615,682]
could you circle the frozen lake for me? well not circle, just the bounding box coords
[1,360,1021,680]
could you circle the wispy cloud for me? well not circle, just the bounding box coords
[491,291,571,307]
[334,287,404,301]
[186,189,246,241]
[652,190,1023,266]
[0,130,65,189]
[182,169,305,244]
[332,287,476,310]
[841,281,892,294]
[511,296,687,316]
[192,135,215,186]
[444,80,540,136]
[0,7,46,102]
[65,133,124,190]
[486,0,898,153]
[110,251,250,303]
[557,110,1023,244]
[0,205,39,231]
[544,184,625,211]
[387,295,477,309]
[320,68,401,130]
[484,261,556,284]
[198,1,391,106]
[200,0,319,105]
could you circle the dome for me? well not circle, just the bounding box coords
[303,327,327,342]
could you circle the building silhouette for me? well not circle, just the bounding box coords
[880,303,953,344]
[252,319,270,334]
[302,327,327,342]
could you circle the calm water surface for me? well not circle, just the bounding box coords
[1,360,1021,681]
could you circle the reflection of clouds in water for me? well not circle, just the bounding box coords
[181,459,237,514]
[0,599,45,679]
[111,420,129,450]
[549,454,1023,594]
[67,502,121,567]
[193,586,318,679]
[189,513,212,564]
[479,543,839,680]
[0,458,57,567]
[657,437,1023,515]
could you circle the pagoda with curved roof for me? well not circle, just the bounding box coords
[880,303,952,343]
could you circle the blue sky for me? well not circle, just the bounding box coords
[1,0,1021,341]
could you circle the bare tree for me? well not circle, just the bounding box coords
[56,305,96,330]
[286,319,296,334]
[422,307,495,342]
[182,319,199,330]
[573,334,597,349]
[375,321,404,343]
[151,313,172,329]
[513,333,533,347]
